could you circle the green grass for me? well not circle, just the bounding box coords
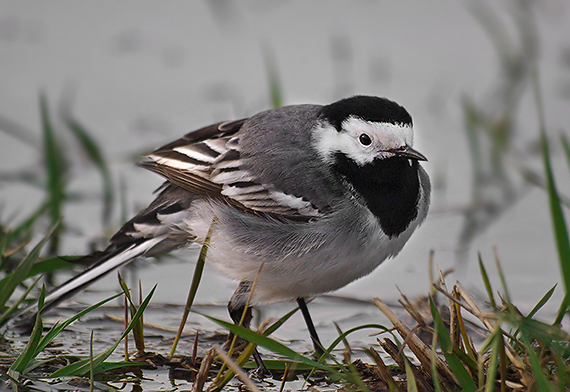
[0,222,59,324]
[169,216,217,357]
[8,290,125,376]
[533,69,570,323]
[0,94,116,327]
[49,285,155,378]
[41,94,67,256]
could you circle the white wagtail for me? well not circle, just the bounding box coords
[35,95,430,357]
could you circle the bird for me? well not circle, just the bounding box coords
[32,95,430,361]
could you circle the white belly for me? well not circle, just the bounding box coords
[183,197,427,305]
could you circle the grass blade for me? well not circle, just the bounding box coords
[0,222,59,318]
[430,297,477,392]
[64,114,114,225]
[541,129,570,311]
[430,323,444,392]
[214,346,262,392]
[9,287,46,374]
[532,70,570,322]
[210,306,300,391]
[263,45,284,109]
[478,254,497,309]
[90,361,147,373]
[483,325,501,392]
[202,313,330,371]
[261,305,299,337]
[34,292,123,360]
[0,256,79,292]
[89,330,95,392]
[50,285,156,377]
[321,323,392,362]
[404,357,418,392]
[561,133,570,170]
[518,317,570,342]
[462,99,484,183]
[41,94,66,255]
[26,255,79,276]
[542,133,570,325]
[527,284,557,319]
[495,246,558,391]
[518,333,556,392]
[0,276,41,326]
[170,217,216,356]
[117,273,145,354]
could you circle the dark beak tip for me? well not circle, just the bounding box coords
[400,147,427,162]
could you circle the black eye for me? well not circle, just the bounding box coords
[359,133,372,146]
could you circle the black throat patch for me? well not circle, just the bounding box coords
[333,153,421,238]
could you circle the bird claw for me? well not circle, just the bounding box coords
[250,348,273,379]
[248,364,272,380]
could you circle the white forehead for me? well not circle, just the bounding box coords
[313,116,414,165]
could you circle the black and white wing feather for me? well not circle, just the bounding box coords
[141,118,322,220]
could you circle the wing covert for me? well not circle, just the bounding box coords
[141,118,322,220]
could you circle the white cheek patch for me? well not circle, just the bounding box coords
[312,118,415,166]
[313,122,365,164]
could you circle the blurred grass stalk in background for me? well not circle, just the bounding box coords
[455,1,570,268]
[1,92,116,322]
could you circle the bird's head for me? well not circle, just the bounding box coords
[313,95,426,166]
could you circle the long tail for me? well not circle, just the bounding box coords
[9,183,196,325]
[42,236,167,312]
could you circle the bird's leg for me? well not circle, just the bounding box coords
[227,280,271,377]
[228,281,253,327]
[297,297,325,356]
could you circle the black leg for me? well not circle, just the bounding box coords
[297,297,324,355]
[228,298,253,328]
[227,281,271,377]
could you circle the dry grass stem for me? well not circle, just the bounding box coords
[278,363,290,392]
[368,346,403,392]
[455,285,526,374]
[449,286,461,349]
[214,346,262,392]
[398,290,430,330]
[192,331,199,368]
[380,338,436,392]
[333,321,352,363]
[373,298,459,385]
[239,258,266,327]
[192,348,216,392]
